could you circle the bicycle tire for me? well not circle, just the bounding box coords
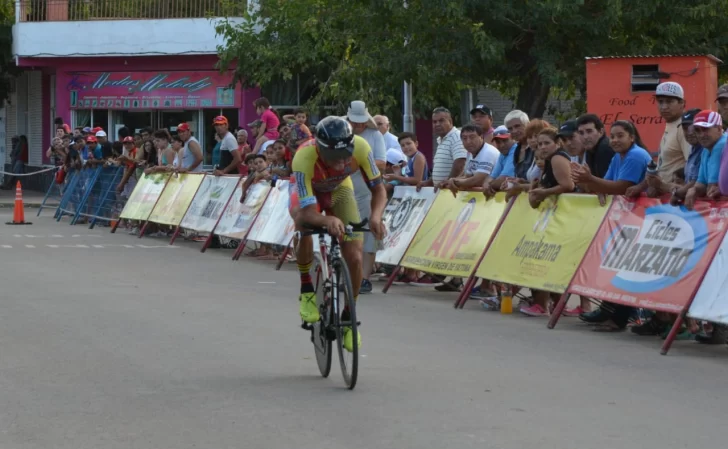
[332,257,358,389]
[312,253,332,378]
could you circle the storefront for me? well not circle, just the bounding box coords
[52,56,260,167]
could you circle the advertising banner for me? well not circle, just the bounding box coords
[400,191,507,277]
[477,194,611,293]
[119,173,170,220]
[688,230,728,325]
[64,71,240,109]
[246,181,296,245]
[376,186,437,266]
[180,176,240,233]
[568,196,728,313]
[215,182,271,239]
[148,173,205,226]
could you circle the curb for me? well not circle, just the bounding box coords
[0,202,57,208]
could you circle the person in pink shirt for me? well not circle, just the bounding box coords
[252,97,280,155]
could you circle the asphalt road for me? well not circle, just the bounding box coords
[0,210,726,449]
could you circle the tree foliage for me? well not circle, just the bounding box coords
[216,0,728,122]
[0,0,19,105]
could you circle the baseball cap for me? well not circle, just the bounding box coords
[91,127,104,134]
[386,148,407,165]
[86,136,98,143]
[716,84,728,101]
[655,82,684,100]
[95,130,107,137]
[122,136,134,143]
[177,123,191,132]
[492,125,510,139]
[692,110,722,128]
[212,115,228,125]
[470,104,492,116]
[248,119,263,128]
[681,108,702,126]
[82,127,92,134]
[557,120,578,138]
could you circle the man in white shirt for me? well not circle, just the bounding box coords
[421,107,467,187]
[373,115,401,152]
[441,124,499,191]
[213,115,242,175]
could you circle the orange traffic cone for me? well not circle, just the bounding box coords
[6,181,32,225]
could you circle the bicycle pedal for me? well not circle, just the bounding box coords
[301,322,314,331]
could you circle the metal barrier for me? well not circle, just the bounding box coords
[37,167,68,216]
[55,166,102,222]
[74,166,126,228]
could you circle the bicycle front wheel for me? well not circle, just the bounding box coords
[312,252,332,378]
[333,258,358,390]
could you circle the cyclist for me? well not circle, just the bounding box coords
[289,116,387,351]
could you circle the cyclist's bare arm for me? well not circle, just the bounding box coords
[368,182,387,240]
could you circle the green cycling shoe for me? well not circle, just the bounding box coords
[343,327,361,352]
[299,291,320,323]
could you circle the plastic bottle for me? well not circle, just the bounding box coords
[500,285,513,314]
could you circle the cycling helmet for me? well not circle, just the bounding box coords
[315,116,355,161]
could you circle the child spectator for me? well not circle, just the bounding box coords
[269,139,292,179]
[252,97,280,155]
[384,132,428,187]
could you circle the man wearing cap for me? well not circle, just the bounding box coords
[383,148,407,195]
[626,81,690,198]
[665,109,703,204]
[673,110,725,210]
[373,115,401,152]
[249,119,275,155]
[483,125,516,196]
[175,123,204,172]
[95,129,113,159]
[212,115,241,176]
[85,136,103,160]
[345,100,387,294]
[470,105,494,144]
[715,84,728,124]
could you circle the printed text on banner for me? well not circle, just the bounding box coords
[119,173,170,220]
[376,186,437,266]
[180,176,241,233]
[148,173,206,226]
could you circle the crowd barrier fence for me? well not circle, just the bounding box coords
[36,167,64,216]
[43,175,728,356]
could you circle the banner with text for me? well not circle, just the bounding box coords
[246,181,296,246]
[569,196,728,313]
[400,191,507,277]
[688,229,728,325]
[477,194,611,293]
[148,174,205,226]
[376,186,437,266]
[215,182,271,240]
[119,173,170,220]
[180,176,241,233]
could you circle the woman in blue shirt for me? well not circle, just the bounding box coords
[571,120,651,194]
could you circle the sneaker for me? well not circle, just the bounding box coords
[479,296,500,311]
[360,279,373,294]
[299,292,319,323]
[520,304,548,317]
[579,307,612,324]
[128,227,139,236]
[631,318,667,336]
[563,306,585,317]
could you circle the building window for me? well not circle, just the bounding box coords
[631,65,660,93]
[73,109,109,132]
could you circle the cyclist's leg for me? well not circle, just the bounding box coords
[289,187,319,323]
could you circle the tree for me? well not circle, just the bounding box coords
[216,0,728,122]
[0,0,19,105]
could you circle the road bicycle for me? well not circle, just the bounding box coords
[300,219,369,390]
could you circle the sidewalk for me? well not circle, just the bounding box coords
[0,188,57,208]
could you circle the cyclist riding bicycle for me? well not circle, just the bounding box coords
[289,116,387,351]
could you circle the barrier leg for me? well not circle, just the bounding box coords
[547,292,570,329]
[71,167,102,226]
[382,266,400,294]
[276,244,290,271]
[233,238,247,260]
[200,233,215,253]
[111,219,120,234]
[139,221,150,238]
[455,276,480,309]
[89,167,123,229]
[660,311,686,355]
[37,172,58,216]
[169,226,182,245]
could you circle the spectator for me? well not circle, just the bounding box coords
[73,127,83,138]
[627,82,689,198]
[383,132,428,186]
[174,123,204,173]
[520,127,575,317]
[503,119,549,199]
[236,129,252,174]
[249,119,275,155]
[150,130,176,170]
[505,110,533,181]
[95,130,113,159]
[65,137,83,171]
[441,123,499,192]
[373,115,402,151]
[669,108,703,205]
[716,84,728,123]
[483,126,517,196]
[117,136,138,195]
[383,148,408,194]
[85,136,103,160]
[680,110,724,210]
[140,127,153,142]
[54,117,71,135]
[46,137,67,168]
[345,100,387,294]
[269,139,292,179]
[469,105,495,144]
[212,115,242,176]
[576,114,615,180]
[251,97,280,155]
[571,120,650,331]
[422,107,466,187]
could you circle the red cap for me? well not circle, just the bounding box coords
[86,136,98,143]
[123,136,134,143]
[692,110,723,128]
[91,127,104,134]
[212,115,228,125]
[177,123,191,132]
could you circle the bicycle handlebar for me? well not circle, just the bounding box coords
[299,218,370,238]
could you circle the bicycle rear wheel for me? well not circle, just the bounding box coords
[312,253,332,378]
[333,258,358,389]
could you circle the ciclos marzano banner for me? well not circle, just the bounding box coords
[568,196,728,313]
[376,186,437,266]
